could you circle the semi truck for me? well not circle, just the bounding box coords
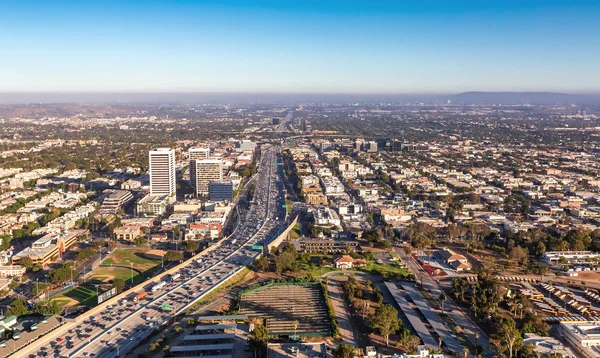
[151,281,166,292]
[134,292,147,301]
[167,273,181,282]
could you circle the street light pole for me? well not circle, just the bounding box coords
[130,263,133,284]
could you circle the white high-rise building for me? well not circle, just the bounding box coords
[189,147,210,189]
[149,148,176,198]
[195,159,223,196]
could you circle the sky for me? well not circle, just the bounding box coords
[1,0,599,93]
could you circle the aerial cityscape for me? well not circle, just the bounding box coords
[1,1,600,358]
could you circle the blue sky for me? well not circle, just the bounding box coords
[1,0,599,93]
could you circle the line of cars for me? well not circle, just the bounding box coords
[72,147,285,358]
[24,147,285,358]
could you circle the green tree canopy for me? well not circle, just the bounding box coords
[371,304,401,346]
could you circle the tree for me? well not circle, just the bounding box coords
[35,300,60,315]
[91,240,105,252]
[0,235,12,251]
[76,248,95,261]
[332,344,355,358]
[248,322,269,358]
[20,257,34,270]
[183,240,200,253]
[492,317,522,358]
[509,246,528,266]
[134,236,148,247]
[255,256,269,272]
[439,293,447,314]
[49,263,75,284]
[371,304,401,346]
[164,251,183,262]
[113,278,126,293]
[6,299,28,316]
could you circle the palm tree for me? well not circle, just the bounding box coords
[439,293,447,314]
[292,320,299,340]
[249,322,269,358]
[462,347,470,358]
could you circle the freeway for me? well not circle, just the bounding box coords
[21,147,286,358]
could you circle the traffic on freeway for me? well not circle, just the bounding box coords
[23,146,287,358]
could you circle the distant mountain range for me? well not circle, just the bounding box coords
[0,91,599,105]
[441,91,600,105]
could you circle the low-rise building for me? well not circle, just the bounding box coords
[12,230,88,266]
[559,320,600,358]
[136,194,170,215]
[100,189,133,215]
[0,265,26,278]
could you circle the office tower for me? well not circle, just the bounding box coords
[195,159,223,196]
[189,147,210,189]
[366,141,378,153]
[209,181,233,202]
[149,148,176,197]
[319,141,331,153]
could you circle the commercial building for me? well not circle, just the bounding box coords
[99,189,133,215]
[209,180,233,202]
[235,139,255,152]
[195,159,223,196]
[189,146,210,189]
[149,148,176,198]
[114,225,145,241]
[136,194,170,216]
[12,230,88,266]
[559,320,600,358]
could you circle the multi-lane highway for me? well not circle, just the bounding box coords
[23,146,287,358]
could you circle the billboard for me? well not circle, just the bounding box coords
[97,287,117,304]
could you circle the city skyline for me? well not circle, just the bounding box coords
[1,0,600,93]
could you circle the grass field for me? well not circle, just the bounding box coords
[51,286,98,308]
[101,248,162,270]
[88,266,147,285]
[360,263,411,277]
[52,299,73,308]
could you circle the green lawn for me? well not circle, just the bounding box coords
[51,286,98,308]
[88,266,148,285]
[360,263,410,277]
[101,248,162,270]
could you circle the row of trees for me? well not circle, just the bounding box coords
[5,298,60,317]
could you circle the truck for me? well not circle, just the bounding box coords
[151,281,166,292]
[167,273,181,282]
[134,292,147,301]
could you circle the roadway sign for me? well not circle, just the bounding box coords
[251,245,263,250]
[162,304,171,310]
